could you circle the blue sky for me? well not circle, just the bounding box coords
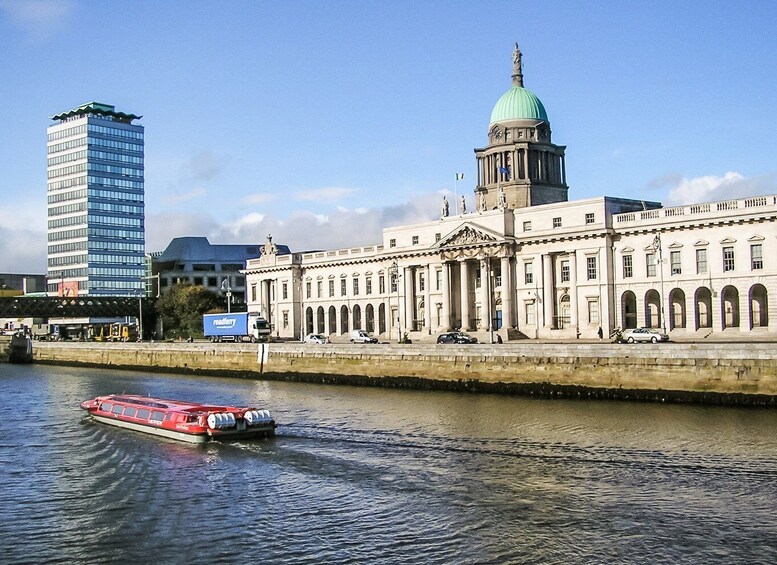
[1,0,776,273]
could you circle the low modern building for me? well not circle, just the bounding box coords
[244,44,777,341]
[153,237,289,305]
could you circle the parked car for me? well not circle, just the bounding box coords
[436,332,478,344]
[349,330,378,344]
[621,327,669,343]
[304,333,329,344]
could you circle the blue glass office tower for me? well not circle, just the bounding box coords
[47,102,144,297]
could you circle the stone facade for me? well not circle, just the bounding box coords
[243,45,777,342]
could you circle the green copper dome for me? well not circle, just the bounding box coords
[489,86,548,125]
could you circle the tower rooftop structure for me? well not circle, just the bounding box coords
[489,44,548,124]
[50,101,141,123]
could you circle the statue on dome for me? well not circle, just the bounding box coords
[479,192,486,213]
[498,186,507,210]
[263,234,277,256]
[460,195,467,214]
[512,43,524,87]
[441,195,449,219]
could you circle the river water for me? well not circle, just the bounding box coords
[1,364,776,564]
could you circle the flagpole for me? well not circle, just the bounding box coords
[454,174,459,215]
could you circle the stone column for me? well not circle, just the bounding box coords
[501,256,513,328]
[440,261,450,331]
[423,264,431,332]
[479,258,490,330]
[460,260,471,330]
[569,252,578,329]
[404,266,414,332]
[542,254,554,328]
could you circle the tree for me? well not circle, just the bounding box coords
[155,283,222,339]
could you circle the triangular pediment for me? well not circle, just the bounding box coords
[436,223,501,248]
[694,240,709,247]
[667,241,683,249]
[620,246,634,253]
[720,237,737,244]
[748,235,765,242]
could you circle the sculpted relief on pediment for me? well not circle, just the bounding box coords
[444,226,498,247]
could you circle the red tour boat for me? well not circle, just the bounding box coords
[80,394,276,443]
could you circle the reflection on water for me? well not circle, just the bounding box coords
[1,364,776,563]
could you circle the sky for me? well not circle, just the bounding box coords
[1,0,776,273]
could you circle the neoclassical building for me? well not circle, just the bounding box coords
[244,45,777,341]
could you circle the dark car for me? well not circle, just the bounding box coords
[436,332,478,344]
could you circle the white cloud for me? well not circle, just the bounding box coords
[0,226,46,273]
[294,186,358,201]
[665,172,777,206]
[1,0,76,40]
[161,186,206,205]
[243,192,279,205]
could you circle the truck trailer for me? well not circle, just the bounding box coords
[203,312,271,343]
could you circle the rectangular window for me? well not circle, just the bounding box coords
[671,251,681,275]
[696,249,708,274]
[560,260,570,283]
[366,277,372,295]
[341,278,347,296]
[524,261,533,284]
[723,247,735,272]
[553,217,562,229]
[329,279,335,297]
[390,273,398,293]
[623,255,633,278]
[523,221,532,232]
[436,269,441,291]
[251,283,257,302]
[306,281,311,298]
[435,233,441,242]
[526,302,536,325]
[379,275,385,294]
[317,280,323,297]
[751,244,763,270]
[419,273,425,292]
[475,270,481,289]
[353,278,359,295]
[389,238,396,248]
[586,256,597,280]
[588,300,600,324]
[283,311,289,328]
[282,282,288,300]
[646,253,656,277]
[585,212,595,225]
[412,235,419,245]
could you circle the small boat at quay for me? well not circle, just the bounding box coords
[80,394,276,443]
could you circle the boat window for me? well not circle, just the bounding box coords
[163,413,173,421]
[111,405,124,415]
[124,406,137,418]
[101,402,112,412]
[150,410,165,422]
[136,408,150,420]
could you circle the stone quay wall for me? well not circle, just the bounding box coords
[30,341,777,406]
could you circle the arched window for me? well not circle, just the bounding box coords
[316,306,325,334]
[328,306,337,335]
[749,284,768,328]
[353,304,362,330]
[621,291,637,329]
[366,304,375,334]
[695,287,712,329]
[645,289,661,328]
[669,288,686,329]
[340,305,349,335]
[305,307,314,336]
[721,285,739,328]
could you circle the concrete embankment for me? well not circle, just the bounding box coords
[31,340,777,406]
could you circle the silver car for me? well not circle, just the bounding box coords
[622,327,669,343]
[304,333,329,344]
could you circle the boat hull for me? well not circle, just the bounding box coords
[89,413,276,443]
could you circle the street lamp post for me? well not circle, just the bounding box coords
[389,261,401,343]
[221,279,232,314]
[652,234,667,334]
